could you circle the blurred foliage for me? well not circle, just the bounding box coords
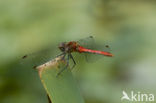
[0,0,156,103]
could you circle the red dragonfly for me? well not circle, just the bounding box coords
[22,36,113,76]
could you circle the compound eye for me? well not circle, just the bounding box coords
[59,42,66,51]
[60,47,65,51]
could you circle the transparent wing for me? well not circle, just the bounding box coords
[77,36,95,49]
[20,44,61,68]
[84,45,112,62]
[77,36,112,62]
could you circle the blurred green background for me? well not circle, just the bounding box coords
[0,0,156,103]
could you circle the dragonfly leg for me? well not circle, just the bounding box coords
[56,52,66,59]
[61,53,66,60]
[56,52,64,57]
[69,53,76,70]
[56,54,69,77]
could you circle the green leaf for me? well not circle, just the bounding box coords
[37,56,85,103]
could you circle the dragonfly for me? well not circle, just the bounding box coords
[22,36,113,76]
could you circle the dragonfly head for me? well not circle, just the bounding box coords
[58,42,66,52]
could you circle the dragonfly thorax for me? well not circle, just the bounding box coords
[58,42,79,53]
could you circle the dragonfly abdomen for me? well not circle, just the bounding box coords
[78,46,113,57]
